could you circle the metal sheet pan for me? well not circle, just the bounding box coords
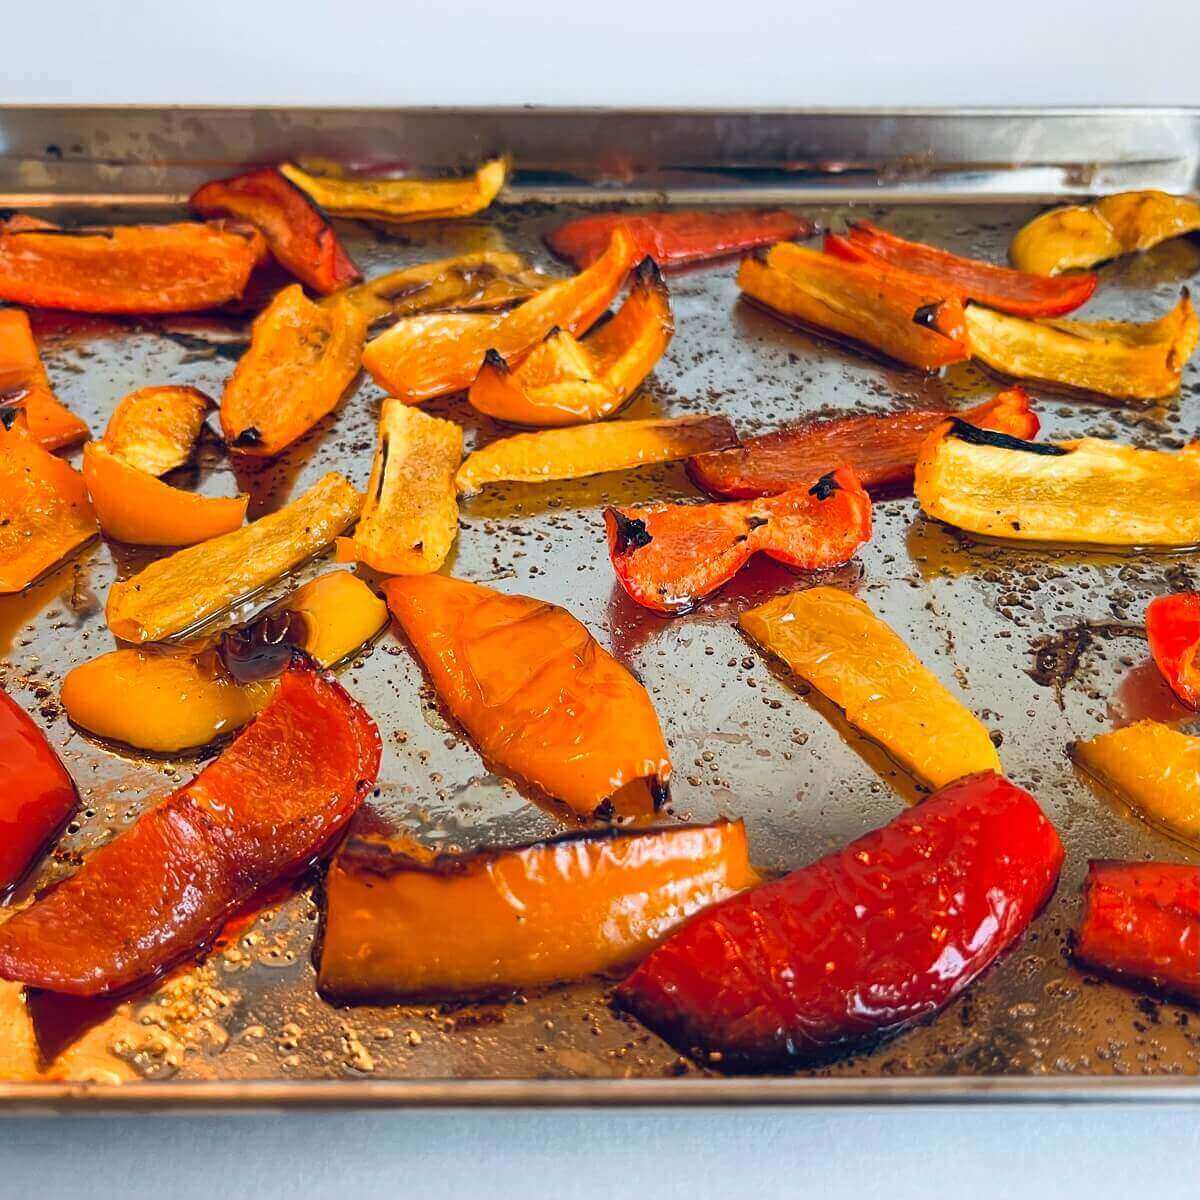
[0,108,1198,1112]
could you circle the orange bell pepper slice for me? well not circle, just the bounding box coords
[606,465,872,614]
[456,413,736,495]
[220,284,367,456]
[0,658,380,997]
[336,400,463,575]
[317,819,760,1003]
[0,416,97,594]
[82,442,247,547]
[362,227,640,403]
[0,222,261,313]
[190,167,360,295]
[384,574,672,817]
[468,258,674,425]
[963,289,1198,400]
[738,242,969,371]
[0,308,88,450]
[105,471,361,642]
[280,158,507,223]
[102,385,212,476]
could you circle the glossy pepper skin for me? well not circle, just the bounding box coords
[614,772,1064,1070]
[1074,860,1200,1007]
[0,689,77,900]
[1146,593,1200,709]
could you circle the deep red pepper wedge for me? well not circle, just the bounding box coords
[546,209,813,270]
[1074,860,1200,1007]
[191,167,361,295]
[687,388,1038,500]
[614,771,1064,1070]
[0,689,76,901]
[1146,593,1200,710]
[0,657,380,997]
[825,222,1098,318]
[604,465,872,614]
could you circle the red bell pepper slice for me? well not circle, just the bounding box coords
[191,167,361,296]
[0,657,380,996]
[546,209,813,270]
[1074,859,1200,1006]
[0,689,76,900]
[604,465,872,614]
[688,387,1038,500]
[614,771,1064,1069]
[825,222,1098,317]
[1146,592,1200,709]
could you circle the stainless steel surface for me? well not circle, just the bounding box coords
[1,108,1199,1111]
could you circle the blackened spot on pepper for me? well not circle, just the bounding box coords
[808,471,840,500]
[649,777,670,809]
[0,406,18,430]
[746,515,768,531]
[219,609,309,683]
[233,425,263,448]
[608,508,653,552]
[912,302,943,329]
[946,418,1067,456]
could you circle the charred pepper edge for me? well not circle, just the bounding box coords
[945,418,1067,456]
[607,508,654,552]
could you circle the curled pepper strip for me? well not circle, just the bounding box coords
[102,385,212,476]
[317,820,760,1004]
[0,308,88,450]
[0,658,381,997]
[0,222,261,313]
[468,258,674,426]
[963,289,1198,400]
[1147,592,1200,709]
[615,772,1064,1070]
[605,465,872,615]
[220,285,367,457]
[385,574,671,818]
[738,242,969,371]
[190,166,360,295]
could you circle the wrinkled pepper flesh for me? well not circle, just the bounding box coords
[615,771,1064,1069]
[0,688,76,899]
[220,284,367,456]
[0,658,380,996]
[102,385,212,476]
[740,586,1000,790]
[1147,592,1200,709]
[915,420,1200,546]
[318,820,760,1004]
[469,258,674,426]
[384,574,671,817]
[606,465,872,614]
[0,307,88,450]
[688,388,1038,500]
[105,471,361,643]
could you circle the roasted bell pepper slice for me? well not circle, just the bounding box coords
[106,471,361,643]
[606,466,871,615]
[688,388,1038,500]
[0,688,76,899]
[317,819,759,1003]
[63,571,386,754]
[384,574,671,817]
[335,400,463,575]
[1072,720,1200,848]
[963,290,1198,400]
[190,166,360,295]
[1073,859,1200,1007]
[0,222,261,314]
[546,208,812,270]
[826,221,1097,317]
[0,416,98,594]
[740,586,1000,790]
[468,258,674,426]
[915,420,1200,546]
[738,242,969,371]
[0,308,88,450]
[0,658,379,996]
[615,771,1063,1069]
[330,251,545,326]
[101,385,211,477]
[456,413,736,496]
[220,284,367,457]
[362,227,639,403]
[1147,593,1200,709]
[279,157,507,223]
[1011,191,1200,276]
[82,442,247,547]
